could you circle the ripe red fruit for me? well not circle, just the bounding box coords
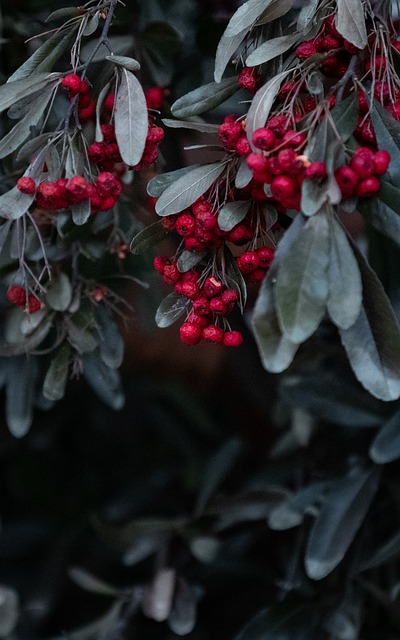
[277,148,298,172]
[178,281,201,299]
[257,246,275,268]
[237,251,260,274]
[104,93,116,112]
[88,142,106,164]
[184,237,207,253]
[27,295,42,313]
[235,135,251,156]
[153,256,170,273]
[281,130,306,149]
[221,289,239,305]
[67,176,89,203]
[209,297,227,314]
[350,154,375,179]
[100,124,116,142]
[356,176,380,197]
[247,153,269,173]
[187,312,209,328]
[61,74,82,95]
[238,67,260,94]
[334,166,359,197]
[228,224,253,245]
[343,39,360,54]
[17,177,36,195]
[373,149,391,175]
[203,277,223,297]
[175,213,196,237]
[202,325,224,343]
[193,296,211,316]
[145,86,164,110]
[321,35,342,50]
[180,322,202,345]
[324,15,341,37]
[305,162,327,183]
[223,330,243,347]
[252,127,277,151]
[270,175,299,201]
[296,41,318,59]
[96,172,122,197]
[7,285,26,306]
[218,118,242,149]
[163,264,181,285]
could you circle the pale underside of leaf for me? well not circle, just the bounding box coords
[336,0,367,50]
[114,68,148,166]
[246,71,291,150]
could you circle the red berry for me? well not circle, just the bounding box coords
[321,35,342,50]
[17,177,36,195]
[178,281,201,299]
[223,330,243,347]
[96,172,122,197]
[221,289,239,305]
[324,15,341,37]
[305,161,327,183]
[237,251,260,274]
[145,86,164,110]
[203,277,223,297]
[358,89,369,114]
[296,41,318,59]
[27,295,42,313]
[238,67,260,94]
[218,118,242,150]
[302,95,317,113]
[66,176,90,203]
[153,256,170,273]
[277,148,298,172]
[257,246,275,268]
[350,154,375,179]
[104,93,115,112]
[61,74,82,95]
[100,124,116,142]
[334,166,359,197]
[180,322,202,345]
[187,312,210,328]
[252,127,276,151]
[247,268,266,283]
[247,153,269,173]
[281,130,306,149]
[202,325,224,343]
[7,285,26,306]
[175,213,195,237]
[271,175,299,201]
[228,223,253,245]
[209,297,227,314]
[235,135,251,156]
[356,176,380,197]
[184,237,207,253]
[267,115,289,138]
[193,296,211,316]
[163,264,181,285]
[373,149,391,175]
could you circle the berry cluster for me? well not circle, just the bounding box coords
[154,257,244,346]
[236,246,275,283]
[61,73,96,123]
[335,147,390,198]
[6,285,42,313]
[17,171,122,215]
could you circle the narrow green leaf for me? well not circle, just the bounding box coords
[114,68,148,166]
[234,604,313,640]
[256,0,294,24]
[331,94,359,142]
[95,305,124,369]
[155,292,190,328]
[42,343,71,402]
[359,194,400,247]
[327,215,362,329]
[235,157,253,188]
[147,165,201,198]
[360,529,400,570]
[369,410,400,464]
[225,0,272,37]
[71,199,91,225]
[0,586,19,637]
[155,162,226,217]
[46,272,72,311]
[83,350,125,410]
[195,438,241,514]
[177,250,206,272]
[0,73,60,113]
[5,355,38,438]
[0,90,54,159]
[105,55,141,71]
[46,7,79,21]
[336,0,367,50]
[95,81,112,142]
[339,242,400,401]
[246,33,299,66]
[171,76,238,118]
[268,482,328,530]
[8,29,76,82]
[218,200,250,232]
[130,221,169,253]
[82,11,99,36]
[276,209,331,343]
[162,118,219,134]
[246,71,290,150]
[370,101,400,183]
[68,567,124,597]
[305,467,379,580]
[214,28,248,83]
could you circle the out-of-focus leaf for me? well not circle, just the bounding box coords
[141,22,183,86]
[171,76,238,118]
[82,350,125,410]
[155,162,226,216]
[80,35,134,63]
[234,603,314,640]
[360,529,400,571]
[46,272,72,311]
[276,208,330,343]
[331,94,359,142]
[168,578,197,636]
[369,409,400,464]
[268,481,328,530]
[0,585,19,637]
[218,200,251,231]
[8,30,76,82]
[246,71,290,150]
[143,568,176,622]
[155,292,190,328]
[336,0,367,49]
[68,567,125,597]
[246,33,299,66]
[5,355,38,438]
[327,215,362,329]
[95,305,124,369]
[147,165,201,198]
[195,438,241,515]
[130,221,169,253]
[359,193,400,247]
[105,54,141,71]
[114,68,148,166]
[46,6,80,21]
[305,466,380,580]
[42,343,71,402]
[339,242,400,402]
[323,597,362,640]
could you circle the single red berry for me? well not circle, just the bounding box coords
[153,256,170,273]
[271,174,299,201]
[163,264,181,285]
[187,312,210,328]
[17,177,36,195]
[247,268,266,283]
[267,156,284,176]
[195,208,216,231]
[277,148,298,172]
[88,142,106,165]
[175,213,196,237]
[302,95,317,113]
[79,80,89,95]
[235,135,251,156]
[180,322,202,345]
[228,224,253,245]
[355,146,375,160]
[247,153,269,173]
[237,251,260,274]
[321,35,343,50]
[96,172,122,197]
[238,66,260,94]
[305,161,327,183]
[100,124,116,142]
[181,270,199,284]
[27,295,42,313]
[252,127,276,151]
[267,115,289,138]
[350,153,375,179]
[281,130,306,149]
[104,93,116,112]
[78,98,96,122]
[257,246,275,268]
[178,281,201,299]
[209,297,227,314]
[373,149,391,175]
[7,285,26,306]
[203,276,223,297]
[218,118,242,149]
[223,330,243,347]
[358,89,369,114]
[147,124,165,144]
[145,86,165,110]
[61,74,82,95]
[321,54,340,76]
[356,176,380,197]
[184,237,207,253]
[278,81,297,101]
[296,41,318,59]
[334,166,359,197]
[66,176,90,203]
[221,289,239,305]
[193,296,211,315]
[202,325,224,343]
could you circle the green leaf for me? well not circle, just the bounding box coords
[68,567,124,597]
[331,94,359,142]
[141,22,183,86]
[155,292,190,328]
[0,73,60,113]
[81,35,134,63]
[7,29,76,82]
[360,529,400,571]
[234,604,313,640]
[268,481,328,530]
[256,0,294,24]
[327,215,362,329]
[83,350,125,410]
[155,162,226,216]
[369,410,400,464]
[0,90,54,159]
[0,149,46,220]
[218,200,251,232]
[95,305,124,369]
[339,243,400,401]
[195,438,241,514]
[0,585,19,637]
[46,7,80,21]
[5,355,38,438]
[225,0,272,38]
[214,28,248,83]
[105,55,141,71]
[305,467,379,580]
[275,209,331,343]
[46,272,72,311]
[246,33,300,66]
[370,101,400,183]
[162,118,219,134]
[95,81,112,142]
[168,578,197,636]
[171,76,238,118]
[114,68,148,166]
[130,221,170,253]
[359,193,400,247]
[235,157,253,188]
[177,250,206,272]
[82,11,100,36]
[252,214,305,372]
[147,165,201,198]
[71,199,92,225]
[42,343,71,402]
[336,0,367,50]
[246,71,290,150]
[225,248,248,310]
